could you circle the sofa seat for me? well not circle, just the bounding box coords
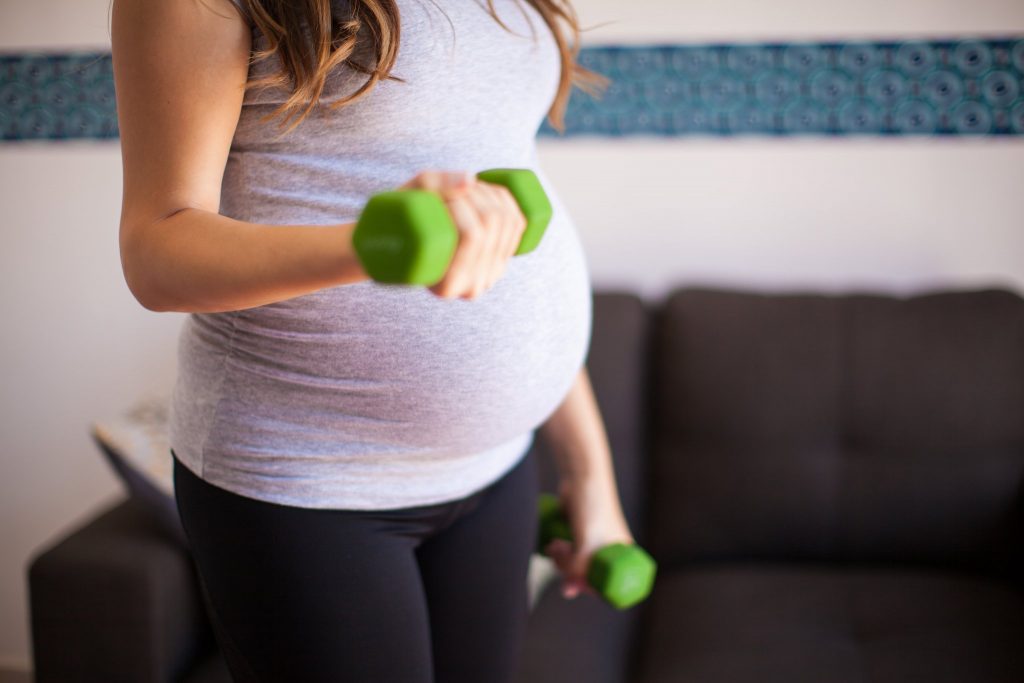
[635,563,1024,683]
[29,288,1024,683]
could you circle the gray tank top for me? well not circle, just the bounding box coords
[168,0,592,509]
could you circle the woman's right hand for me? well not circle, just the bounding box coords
[399,170,528,300]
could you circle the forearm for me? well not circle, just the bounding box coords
[539,367,625,514]
[121,208,366,313]
[538,367,636,597]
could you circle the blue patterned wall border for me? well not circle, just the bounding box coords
[543,38,1024,136]
[1,53,116,141]
[2,38,1024,141]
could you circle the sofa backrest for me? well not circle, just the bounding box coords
[647,288,1024,580]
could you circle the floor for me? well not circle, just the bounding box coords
[0,668,31,683]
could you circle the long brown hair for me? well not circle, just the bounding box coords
[231,0,609,138]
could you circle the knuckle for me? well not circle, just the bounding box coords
[496,185,515,203]
[460,223,484,245]
[504,217,523,242]
[409,173,429,190]
[420,170,442,189]
[479,184,501,206]
[445,195,466,215]
[483,212,502,232]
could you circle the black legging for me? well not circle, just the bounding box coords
[172,447,538,683]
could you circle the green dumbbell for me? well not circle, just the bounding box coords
[537,493,657,610]
[352,168,552,285]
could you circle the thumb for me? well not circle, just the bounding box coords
[546,539,590,599]
[565,547,592,598]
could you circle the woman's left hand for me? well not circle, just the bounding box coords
[544,475,636,600]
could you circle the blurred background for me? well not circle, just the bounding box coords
[1,0,1022,678]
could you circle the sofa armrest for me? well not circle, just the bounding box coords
[28,497,214,683]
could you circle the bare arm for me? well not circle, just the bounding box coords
[112,0,365,313]
[539,367,629,521]
[538,366,634,597]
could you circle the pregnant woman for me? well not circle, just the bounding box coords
[111,0,635,680]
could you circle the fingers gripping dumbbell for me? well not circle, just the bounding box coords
[353,168,552,285]
[537,493,658,610]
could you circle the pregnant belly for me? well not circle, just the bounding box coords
[203,213,592,457]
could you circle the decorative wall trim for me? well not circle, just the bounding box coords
[2,38,1023,141]
[1,53,117,141]
[540,38,1024,137]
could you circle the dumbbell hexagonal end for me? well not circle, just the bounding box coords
[587,543,658,610]
[353,190,457,285]
[537,492,572,553]
[476,169,552,255]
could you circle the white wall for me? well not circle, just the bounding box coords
[543,138,1024,299]
[0,147,185,670]
[574,0,1024,43]
[2,0,1023,671]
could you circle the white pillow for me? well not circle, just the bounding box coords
[91,394,184,545]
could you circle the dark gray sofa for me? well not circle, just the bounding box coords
[28,287,1024,682]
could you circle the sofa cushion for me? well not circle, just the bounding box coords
[649,288,1024,578]
[633,564,1024,683]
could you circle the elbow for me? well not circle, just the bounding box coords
[132,285,170,313]
[120,225,171,312]
[123,260,169,312]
